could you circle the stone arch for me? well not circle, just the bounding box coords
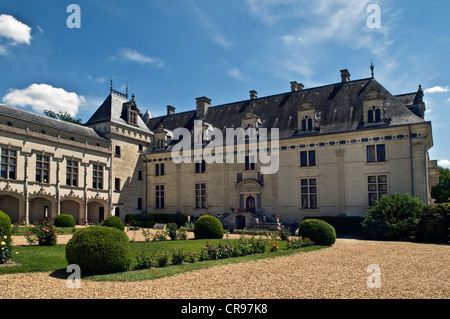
[28,194,56,224]
[60,197,84,225]
[87,199,108,224]
[0,191,25,224]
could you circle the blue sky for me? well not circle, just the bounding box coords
[0,0,449,167]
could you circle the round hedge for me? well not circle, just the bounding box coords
[0,210,11,237]
[65,226,132,274]
[298,219,336,246]
[54,214,76,227]
[194,215,224,239]
[102,215,125,231]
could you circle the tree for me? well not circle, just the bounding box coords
[44,109,83,125]
[431,166,450,203]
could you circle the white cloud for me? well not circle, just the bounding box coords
[0,44,7,55]
[228,67,250,81]
[438,159,450,169]
[118,48,164,67]
[424,86,449,94]
[0,14,32,45]
[2,84,85,117]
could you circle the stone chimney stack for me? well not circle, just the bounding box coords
[249,90,258,100]
[290,81,304,92]
[166,105,175,115]
[340,69,351,83]
[196,97,211,118]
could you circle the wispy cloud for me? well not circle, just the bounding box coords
[2,83,85,117]
[192,5,232,48]
[424,86,449,94]
[228,67,250,81]
[117,48,164,67]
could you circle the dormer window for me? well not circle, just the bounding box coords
[368,106,382,123]
[363,88,386,125]
[298,102,319,133]
[128,109,138,125]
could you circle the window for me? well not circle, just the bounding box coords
[237,173,243,183]
[137,198,143,210]
[1,148,16,180]
[66,160,79,187]
[114,207,120,216]
[138,170,143,180]
[155,163,165,176]
[138,144,143,152]
[92,164,103,189]
[195,183,207,209]
[155,185,165,209]
[115,178,121,191]
[300,150,316,167]
[301,178,317,209]
[128,109,137,125]
[36,155,50,184]
[245,155,255,171]
[367,144,386,163]
[195,160,206,174]
[115,145,121,157]
[368,106,382,124]
[368,175,387,206]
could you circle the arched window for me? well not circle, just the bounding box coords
[301,119,307,132]
[375,109,381,122]
[307,118,313,131]
[368,110,374,123]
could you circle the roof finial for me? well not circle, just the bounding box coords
[370,60,374,78]
[126,83,129,99]
[110,78,113,93]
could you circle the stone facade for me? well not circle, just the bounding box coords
[0,70,440,228]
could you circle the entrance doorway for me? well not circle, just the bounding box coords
[246,196,255,213]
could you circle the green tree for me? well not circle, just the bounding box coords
[431,166,450,203]
[44,109,83,125]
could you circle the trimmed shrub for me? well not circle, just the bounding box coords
[54,214,76,228]
[65,226,132,274]
[0,211,12,264]
[102,215,125,231]
[0,210,11,237]
[416,203,449,243]
[125,213,187,228]
[361,193,424,241]
[303,216,363,236]
[194,215,224,239]
[298,219,336,246]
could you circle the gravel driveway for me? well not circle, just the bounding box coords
[1,238,448,299]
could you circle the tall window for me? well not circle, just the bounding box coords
[195,183,207,209]
[367,145,386,163]
[1,148,16,180]
[195,160,206,173]
[36,155,50,184]
[368,175,387,206]
[66,160,79,187]
[301,117,313,132]
[368,106,382,123]
[155,185,165,209]
[300,150,316,167]
[115,145,121,157]
[128,109,137,125]
[155,163,165,176]
[301,178,317,209]
[245,155,255,170]
[115,178,121,192]
[92,164,103,189]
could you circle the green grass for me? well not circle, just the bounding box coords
[2,239,326,282]
[12,226,77,236]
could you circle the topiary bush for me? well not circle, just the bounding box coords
[194,215,224,239]
[416,203,449,243]
[361,193,424,241]
[102,215,125,231]
[65,226,132,274]
[298,219,336,246]
[54,214,76,228]
[0,211,12,264]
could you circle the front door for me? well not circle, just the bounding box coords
[246,196,255,213]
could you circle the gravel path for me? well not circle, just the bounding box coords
[1,238,448,299]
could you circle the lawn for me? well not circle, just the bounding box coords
[2,238,326,282]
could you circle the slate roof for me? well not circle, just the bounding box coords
[0,103,107,141]
[85,93,153,135]
[145,78,425,144]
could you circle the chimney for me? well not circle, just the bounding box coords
[196,96,211,118]
[249,90,257,100]
[290,81,304,92]
[166,105,175,115]
[340,69,351,83]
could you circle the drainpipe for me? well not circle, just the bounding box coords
[409,125,415,196]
